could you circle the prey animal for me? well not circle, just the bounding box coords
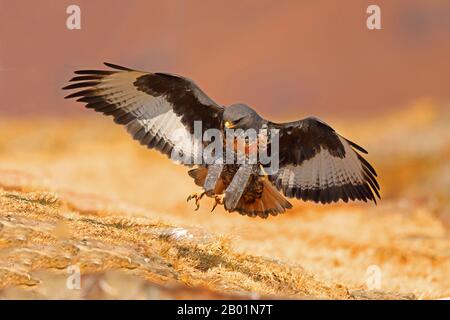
[63,63,380,218]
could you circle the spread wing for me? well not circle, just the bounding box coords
[268,117,380,204]
[63,62,223,164]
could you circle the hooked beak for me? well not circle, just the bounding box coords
[224,120,235,129]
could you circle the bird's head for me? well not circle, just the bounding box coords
[223,104,263,130]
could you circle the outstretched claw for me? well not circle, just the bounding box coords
[186,191,206,211]
[211,195,224,212]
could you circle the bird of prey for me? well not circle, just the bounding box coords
[63,63,380,218]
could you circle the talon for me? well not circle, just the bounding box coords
[211,195,224,212]
[187,192,206,211]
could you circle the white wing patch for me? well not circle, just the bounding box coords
[280,137,365,189]
[90,72,201,163]
[64,65,223,165]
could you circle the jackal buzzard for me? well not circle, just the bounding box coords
[63,63,380,218]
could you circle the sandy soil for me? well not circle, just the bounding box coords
[0,103,449,299]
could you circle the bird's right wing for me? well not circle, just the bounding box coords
[63,63,224,165]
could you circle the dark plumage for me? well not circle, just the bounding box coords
[63,63,380,218]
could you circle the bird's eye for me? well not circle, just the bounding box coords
[224,121,233,128]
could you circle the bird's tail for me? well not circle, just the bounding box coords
[189,167,292,218]
[234,178,292,218]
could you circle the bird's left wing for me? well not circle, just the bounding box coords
[63,63,223,165]
[268,117,380,204]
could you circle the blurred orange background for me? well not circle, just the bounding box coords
[1,0,450,118]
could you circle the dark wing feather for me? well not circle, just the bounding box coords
[268,117,380,204]
[63,63,223,164]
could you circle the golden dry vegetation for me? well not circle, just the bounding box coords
[0,103,449,299]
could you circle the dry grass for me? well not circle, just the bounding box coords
[0,103,449,299]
